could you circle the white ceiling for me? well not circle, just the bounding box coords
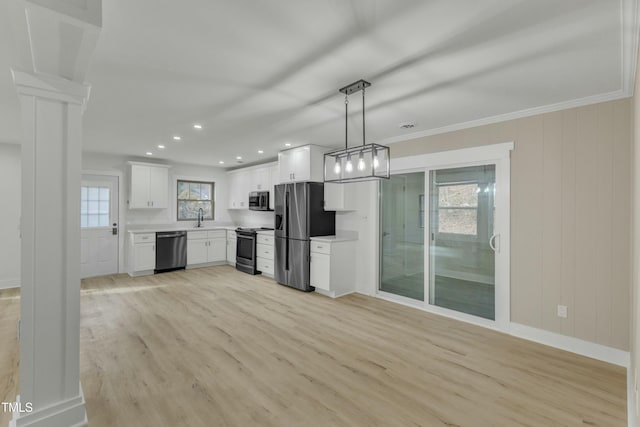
[0,0,636,168]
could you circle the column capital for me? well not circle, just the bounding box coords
[9,0,102,82]
[11,69,91,107]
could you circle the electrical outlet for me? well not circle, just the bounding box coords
[557,305,568,318]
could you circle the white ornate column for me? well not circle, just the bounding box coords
[9,1,101,426]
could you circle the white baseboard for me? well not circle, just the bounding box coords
[10,382,87,427]
[0,278,20,290]
[510,323,630,368]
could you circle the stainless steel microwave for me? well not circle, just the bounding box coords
[249,191,270,211]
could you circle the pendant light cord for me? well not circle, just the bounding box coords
[344,94,349,150]
[362,87,365,146]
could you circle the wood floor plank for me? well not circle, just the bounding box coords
[0,266,627,426]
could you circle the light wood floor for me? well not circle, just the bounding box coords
[0,266,627,426]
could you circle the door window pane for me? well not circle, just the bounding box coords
[81,186,110,228]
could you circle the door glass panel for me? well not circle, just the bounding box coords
[429,165,496,320]
[81,186,110,228]
[379,172,425,301]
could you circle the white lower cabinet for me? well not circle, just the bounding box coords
[310,251,330,290]
[256,233,274,277]
[310,238,356,298]
[128,232,156,276]
[187,239,208,265]
[187,230,227,267]
[226,230,237,265]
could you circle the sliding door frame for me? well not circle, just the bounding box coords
[376,142,513,332]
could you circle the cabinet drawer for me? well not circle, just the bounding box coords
[310,241,331,255]
[188,231,208,240]
[256,243,274,260]
[257,257,274,275]
[133,233,155,243]
[257,234,274,245]
[207,230,226,239]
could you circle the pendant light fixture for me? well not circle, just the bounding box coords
[323,79,390,183]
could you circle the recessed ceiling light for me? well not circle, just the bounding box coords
[146,152,153,156]
[173,136,181,141]
[157,145,165,149]
[285,143,291,147]
[219,161,224,164]
[236,156,242,160]
[193,124,202,129]
[258,150,264,154]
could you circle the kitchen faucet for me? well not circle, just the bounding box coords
[196,208,204,228]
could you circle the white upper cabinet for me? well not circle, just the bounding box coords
[324,182,358,211]
[270,167,279,210]
[128,162,170,209]
[228,162,277,210]
[228,172,251,210]
[278,145,325,183]
[250,166,271,192]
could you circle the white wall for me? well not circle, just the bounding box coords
[334,181,379,296]
[0,143,21,289]
[82,152,231,226]
[228,210,274,228]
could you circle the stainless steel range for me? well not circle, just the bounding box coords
[236,227,274,275]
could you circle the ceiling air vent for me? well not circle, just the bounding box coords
[399,122,416,129]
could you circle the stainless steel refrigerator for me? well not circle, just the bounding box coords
[274,182,335,291]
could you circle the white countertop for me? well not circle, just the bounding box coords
[311,233,358,243]
[127,225,236,234]
[256,230,275,235]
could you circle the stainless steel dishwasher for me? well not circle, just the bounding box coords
[155,231,187,273]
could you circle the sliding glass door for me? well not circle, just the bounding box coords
[428,165,496,320]
[378,146,510,329]
[379,172,425,301]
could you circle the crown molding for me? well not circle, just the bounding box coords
[379,0,640,147]
[381,90,629,146]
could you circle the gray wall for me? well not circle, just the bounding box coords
[632,53,640,421]
[391,98,632,351]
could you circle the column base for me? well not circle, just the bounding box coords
[10,383,87,427]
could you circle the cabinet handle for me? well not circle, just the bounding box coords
[317,245,323,249]
[152,245,155,251]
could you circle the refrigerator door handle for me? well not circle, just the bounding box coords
[285,191,290,271]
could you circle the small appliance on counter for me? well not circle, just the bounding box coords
[274,182,335,291]
[249,191,271,211]
[236,227,274,274]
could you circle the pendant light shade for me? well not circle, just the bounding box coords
[323,79,390,183]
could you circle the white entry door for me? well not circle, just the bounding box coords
[81,175,119,278]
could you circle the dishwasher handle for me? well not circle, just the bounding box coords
[156,232,187,239]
